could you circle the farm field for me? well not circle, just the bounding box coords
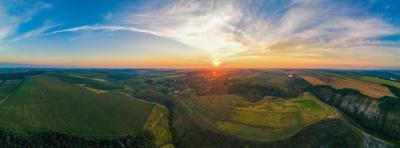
[0,75,154,137]
[144,104,174,147]
[356,76,400,89]
[179,93,338,142]
[0,69,399,147]
[302,74,395,98]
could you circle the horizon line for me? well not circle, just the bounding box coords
[0,66,399,71]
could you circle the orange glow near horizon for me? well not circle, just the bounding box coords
[212,58,222,68]
[6,52,399,69]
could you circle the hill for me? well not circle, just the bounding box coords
[0,69,399,147]
[0,74,162,147]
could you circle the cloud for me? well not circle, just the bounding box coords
[46,25,164,37]
[0,1,53,44]
[48,0,400,64]
[0,5,19,42]
[117,0,248,59]
[10,22,56,42]
[116,0,399,59]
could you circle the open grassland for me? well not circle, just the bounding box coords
[0,79,23,97]
[0,76,154,137]
[356,76,400,89]
[303,75,395,98]
[330,79,395,98]
[147,73,186,82]
[0,71,44,80]
[302,76,325,85]
[180,93,338,142]
[246,72,290,91]
[69,74,108,82]
[229,72,310,102]
[144,104,174,148]
[47,72,124,91]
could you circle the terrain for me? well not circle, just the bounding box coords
[0,68,399,147]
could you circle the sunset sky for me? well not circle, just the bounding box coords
[0,0,399,69]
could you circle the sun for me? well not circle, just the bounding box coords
[212,58,222,67]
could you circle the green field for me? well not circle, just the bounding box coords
[47,72,124,91]
[0,69,397,147]
[0,76,154,137]
[356,76,400,89]
[179,93,338,142]
[144,104,174,147]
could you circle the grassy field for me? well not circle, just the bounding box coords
[0,79,23,97]
[180,93,338,142]
[302,74,395,98]
[302,76,325,85]
[229,72,310,102]
[330,79,395,98]
[244,72,290,91]
[144,104,174,148]
[0,76,154,137]
[47,72,124,91]
[356,76,400,89]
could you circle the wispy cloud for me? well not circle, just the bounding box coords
[0,5,19,43]
[48,0,400,65]
[118,0,399,60]
[120,0,247,59]
[0,1,53,44]
[46,25,163,37]
[10,22,56,42]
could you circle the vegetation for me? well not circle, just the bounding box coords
[0,76,154,137]
[0,79,23,97]
[0,69,399,147]
[145,105,174,147]
[378,96,400,111]
[309,85,400,145]
[179,93,338,142]
[47,72,124,90]
[357,76,400,89]
[0,71,44,80]
[228,76,310,102]
[0,129,155,148]
[302,74,395,98]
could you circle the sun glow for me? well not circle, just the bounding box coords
[212,58,222,67]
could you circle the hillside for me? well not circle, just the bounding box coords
[0,69,399,147]
[178,93,338,142]
[0,74,165,147]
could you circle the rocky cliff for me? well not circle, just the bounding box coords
[310,85,400,145]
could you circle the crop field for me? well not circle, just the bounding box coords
[330,78,395,98]
[0,79,23,97]
[180,93,338,142]
[302,74,395,98]
[302,76,325,85]
[244,72,290,91]
[144,105,173,147]
[47,72,124,91]
[356,76,400,89]
[0,76,154,137]
[0,69,397,147]
[147,73,186,81]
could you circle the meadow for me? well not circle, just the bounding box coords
[302,74,396,98]
[356,76,400,89]
[0,69,398,147]
[0,75,154,137]
[179,93,338,142]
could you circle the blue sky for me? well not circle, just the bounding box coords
[0,0,399,68]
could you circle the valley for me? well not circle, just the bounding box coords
[0,69,399,147]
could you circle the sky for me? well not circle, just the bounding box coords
[0,0,399,69]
